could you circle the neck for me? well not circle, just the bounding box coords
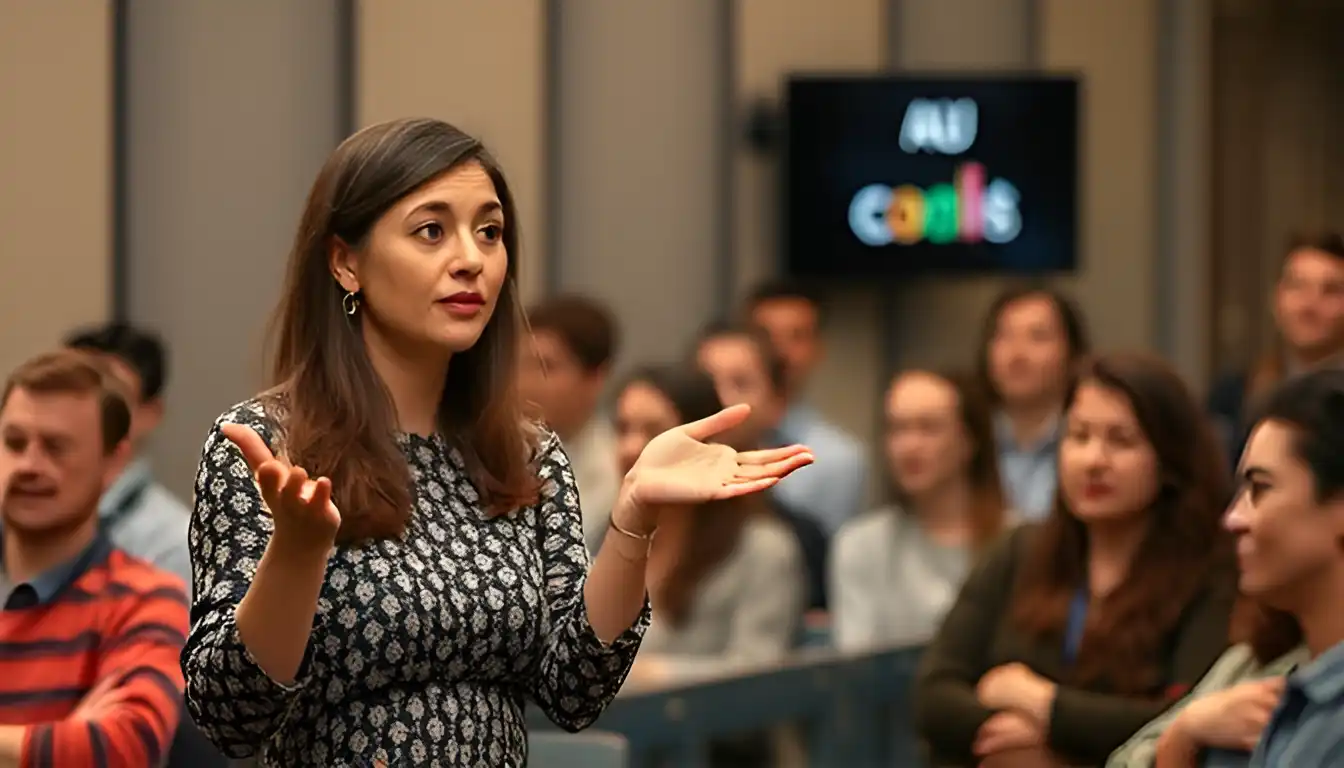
[1001,399,1061,448]
[1290,565,1344,658]
[1084,518,1150,596]
[908,479,973,541]
[364,329,449,436]
[3,514,97,585]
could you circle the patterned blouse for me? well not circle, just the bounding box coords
[181,398,649,767]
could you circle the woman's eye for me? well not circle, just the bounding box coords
[479,224,502,242]
[416,223,444,242]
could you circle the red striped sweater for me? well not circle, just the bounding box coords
[0,540,189,767]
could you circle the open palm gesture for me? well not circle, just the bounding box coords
[624,404,813,508]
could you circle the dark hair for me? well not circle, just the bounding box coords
[3,349,132,454]
[526,294,619,371]
[976,284,1090,404]
[744,279,827,327]
[1010,352,1233,694]
[1229,369,1344,663]
[618,365,754,627]
[887,369,1007,550]
[268,117,537,545]
[65,322,167,402]
[693,320,788,395]
[1246,232,1344,404]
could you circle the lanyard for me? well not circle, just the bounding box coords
[1062,587,1089,665]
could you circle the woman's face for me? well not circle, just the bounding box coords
[988,295,1070,406]
[331,161,510,356]
[1058,381,1160,524]
[885,372,971,498]
[614,382,681,476]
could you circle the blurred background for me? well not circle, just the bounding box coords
[11,0,1344,502]
[2,0,1344,764]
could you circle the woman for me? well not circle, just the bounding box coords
[978,285,1090,521]
[616,366,805,666]
[831,369,1009,650]
[179,118,811,767]
[914,352,1237,768]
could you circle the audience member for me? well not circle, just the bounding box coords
[1208,232,1344,468]
[745,280,868,536]
[693,322,828,610]
[977,285,1090,521]
[831,369,1010,651]
[520,295,621,554]
[915,352,1236,768]
[65,321,191,588]
[1128,369,1344,768]
[0,350,189,765]
[617,366,804,666]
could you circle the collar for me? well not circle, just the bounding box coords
[993,410,1062,454]
[1290,638,1344,705]
[776,403,821,445]
[1,533,112,609]
[99,457,153,521]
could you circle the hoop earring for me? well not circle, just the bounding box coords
[342,291,360,317]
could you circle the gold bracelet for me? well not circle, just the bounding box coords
[609,516,656,543]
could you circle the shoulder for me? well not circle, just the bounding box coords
[833,507,900,556]
[206,395,287,451]
[740,515,803,566]
[975,520,1036,575]
[88,548,189,607]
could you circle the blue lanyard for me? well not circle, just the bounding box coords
[1063,588,1089,665]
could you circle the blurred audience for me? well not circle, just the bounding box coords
[915,352,1236,768]
[0,350,189,765]
[1208,232,1344,468]
[65,321,192,589]
[617,366,804,667]
[831,369,1010,651]
[745,280,868,536]
[693,321,829,610]
[520,295,621,554]
[1111,369,1344,768]
[977,285,1090,521]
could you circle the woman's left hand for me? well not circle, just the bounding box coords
[617,404,813,528]
[976,662,1058,725]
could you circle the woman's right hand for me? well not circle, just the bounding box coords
[1168,677,1285,752]
[221,423,341,554]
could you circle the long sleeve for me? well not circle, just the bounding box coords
[526,437,649,732]
[724,521,805,663]
[22,575,189,767]
[914,526,1025,763]
[180,405,330,758]
[1048,578,1237,764]
[829,517,880,652]
[1105,645,1265,768]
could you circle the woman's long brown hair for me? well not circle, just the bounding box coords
[620,366,757,628]
[1010,353,1234,694]
[887,369,1007,550]
[266,118,539,545]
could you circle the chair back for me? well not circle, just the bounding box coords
[528,730,628,768]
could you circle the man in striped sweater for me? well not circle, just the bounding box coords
[0,349,189,767]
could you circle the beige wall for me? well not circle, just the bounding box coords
[357,0,547,304]
[0,2,111,374]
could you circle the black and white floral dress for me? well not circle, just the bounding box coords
[181,398,649,767]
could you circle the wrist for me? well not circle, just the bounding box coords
[612,482,656,536]
[1156,720,1201,766]
[265,531,333,568]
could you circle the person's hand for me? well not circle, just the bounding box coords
[1167,676,1285,752]
[221,423,341,555]
[71,672,124,721]
[615,404,813,532]
[976,662,1058,725]
[974,711,1045,757]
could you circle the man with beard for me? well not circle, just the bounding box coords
[0,349,188,766]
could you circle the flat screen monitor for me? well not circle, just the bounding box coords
[783,75,1080,279]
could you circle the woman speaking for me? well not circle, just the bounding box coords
[180,118,812,767]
